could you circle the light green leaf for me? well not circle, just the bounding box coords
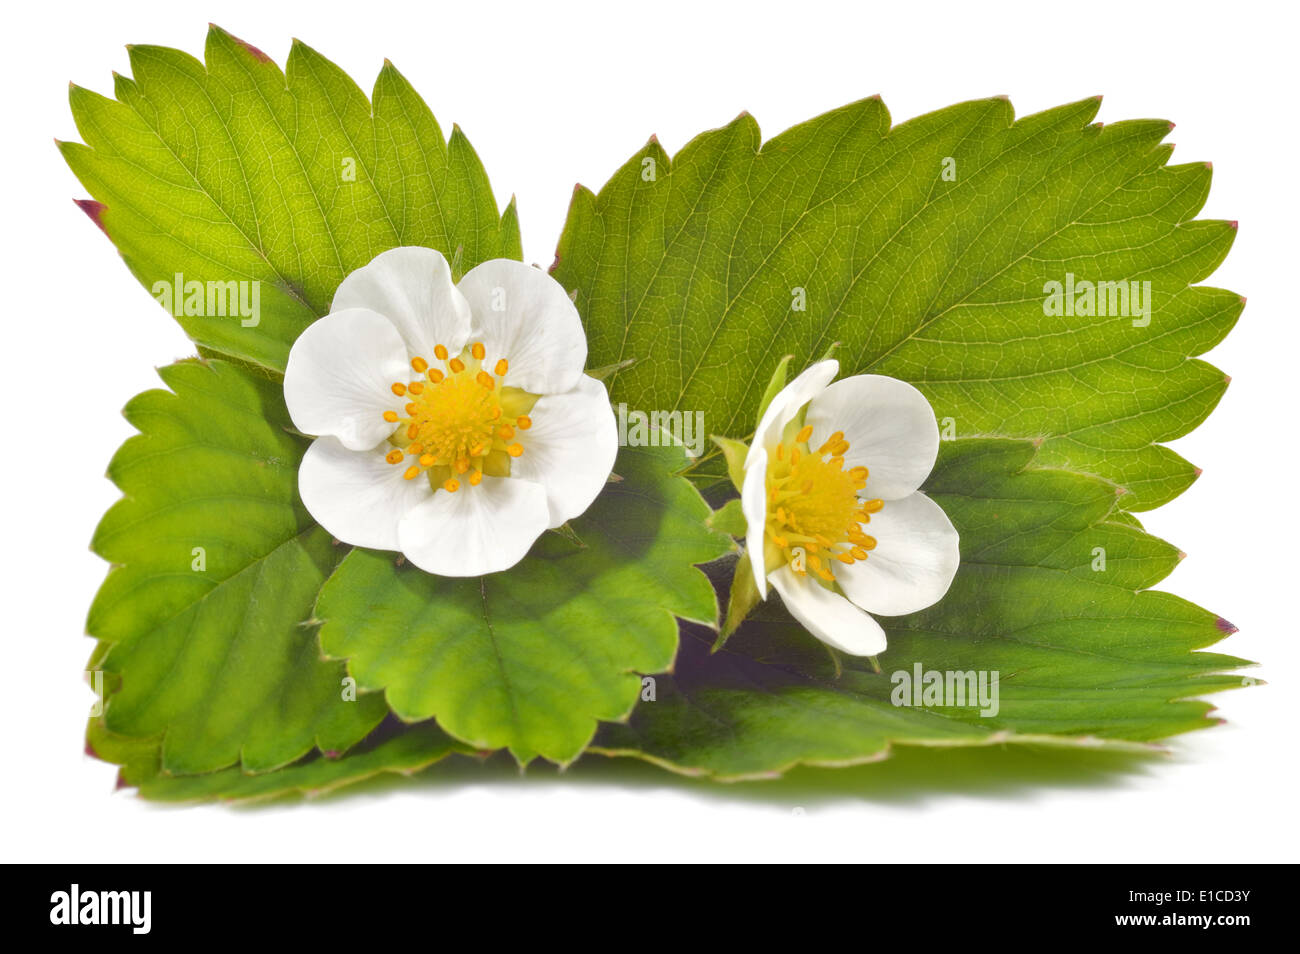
[87,359,387,774]
[59,25,520,373]
[552,97,1240,510]
[315,445,733,765]
[87,718,466,804]
[592,440,1250,780]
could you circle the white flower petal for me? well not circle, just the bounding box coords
[508,375,617,528]
[284,308,409,450]
[398,476,550,577]
[457,259,587,395]
[835,491,960,616]
[768,565,887,657]
[741,446,770,598]
[748,359,839,465]
[805,374,939,500]
[331,246,472,361]
[298,437,431,550]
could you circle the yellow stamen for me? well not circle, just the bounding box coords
[495,358,509,376]
[516,415,531,430]
[379,344,537,485]
[763,423,883,585]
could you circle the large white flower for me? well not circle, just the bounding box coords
[741,359,960,656]
[284,247,617,577]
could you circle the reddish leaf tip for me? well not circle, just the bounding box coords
[1229,220,1239,230]
[74,199,109,236]
[1215,617,1238,635]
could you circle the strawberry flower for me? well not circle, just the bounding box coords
[284,247,616,576]
[739,359,960,655]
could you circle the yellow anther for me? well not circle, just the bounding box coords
[385,449,404,464]
[449,357,465,373]
[427,368,445,384]
[408,443,424,455]
[468,470,483,486]
[406,423,420,439]
[491,407,503,420]
[382,410,399,423]
[454,458,470,474]
[405,402,418,415]
[471,342,486,360]
[862,498,884,513]
[477,371,495,390]
[411,356,428,373]
[498,425,515,440]
[402,466,420,480]
[495,358,509,376]
[796,424,813,444]
[434,344,449,361]
[419,453,435,467]
[818,430,844,453]
[507,443,524,458]
[516,415,531,430]
[408,381,425,395]
[790,448,801,465]
[850,466,869,481]
[851,547,867,560]
[443,478,460,493]
[391,382,407,396]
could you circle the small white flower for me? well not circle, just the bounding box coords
[284,247,616,577]
[741,359,960,656]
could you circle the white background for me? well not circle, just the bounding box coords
[3,0,1295,863]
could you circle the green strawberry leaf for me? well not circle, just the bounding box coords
[87,717,466,804]
[551,97,1240,510]
[87,359,388,775]
[59,25,520,373]
[591,439,1252,780]
[314,445,733,765]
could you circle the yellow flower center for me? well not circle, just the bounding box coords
[765,424,882,584]
[380,341,538,493]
